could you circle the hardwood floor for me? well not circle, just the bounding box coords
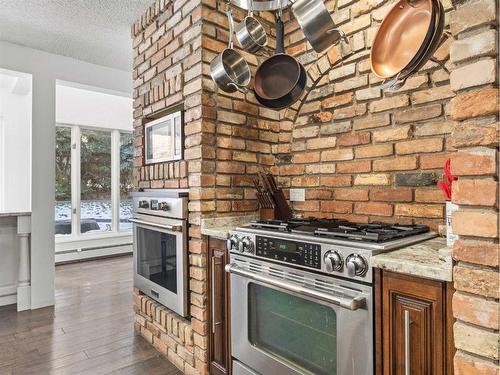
[0,255,182,375]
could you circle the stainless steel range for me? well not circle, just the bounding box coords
[226,218,436,375]
[131,189,189,317]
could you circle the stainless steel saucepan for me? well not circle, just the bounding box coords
[210,5,251,93]
[235,0,268,53]
[290,0,345,53]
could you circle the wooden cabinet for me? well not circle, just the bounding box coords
[375,270,454,375]
[208,237,231,375]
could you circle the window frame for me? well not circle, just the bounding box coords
[55,123,133,259]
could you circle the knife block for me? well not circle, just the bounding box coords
[260,207,277,220]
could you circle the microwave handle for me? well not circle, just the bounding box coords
[225,263,366,311]
[129,218,182,232]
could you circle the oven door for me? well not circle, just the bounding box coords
[131,213,188,317]
[227,256,373,375]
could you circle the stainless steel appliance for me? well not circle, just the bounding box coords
[131,189,189,317]
[145,111,183,164]
[226,218,436,375]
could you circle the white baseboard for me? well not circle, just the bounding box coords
[17,285,31,311]
[0,284,17,307]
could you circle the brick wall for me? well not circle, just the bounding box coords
[200,2,281,215]
[131,1,209,374]
[447,0,499,372]
[131,0,499,373]
[274,0,457,232]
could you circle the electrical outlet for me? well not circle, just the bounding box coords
[290,188,305,202]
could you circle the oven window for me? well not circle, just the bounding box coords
[248,283,337,375]
[136,227,177,294]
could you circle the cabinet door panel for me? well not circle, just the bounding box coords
[392,294,433,375]
[209,238,230,375]
[382,272,444,375]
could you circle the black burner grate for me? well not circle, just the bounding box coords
[249,218,430,243]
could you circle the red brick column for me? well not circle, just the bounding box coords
[448,0,499,372]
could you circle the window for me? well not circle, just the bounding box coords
[54,126,133,237]
[55,127,72,235]
[120,132,133,230]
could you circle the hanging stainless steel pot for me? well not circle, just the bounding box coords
[235,0,268,53]
[290,0,345,53]
[210,6,251,93]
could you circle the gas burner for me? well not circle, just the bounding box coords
[316,222,430,243]
[249,219,430,242]
[250,218,350,233]
[249,220,290,231]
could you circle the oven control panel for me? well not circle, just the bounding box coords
[255,236,321,269]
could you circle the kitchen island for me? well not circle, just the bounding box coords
[0,212,31,311]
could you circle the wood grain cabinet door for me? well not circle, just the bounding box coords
[208,238,231,375]
[382,272,445,375]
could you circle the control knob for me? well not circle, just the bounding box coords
[226,235,239,252]
[324,251,343,272]
[346,254,368,277]
[238,236,254,254]
[158,202,169,211]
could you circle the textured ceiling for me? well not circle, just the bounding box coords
[0,0,153,71]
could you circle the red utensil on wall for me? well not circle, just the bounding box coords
[437,159,456,200]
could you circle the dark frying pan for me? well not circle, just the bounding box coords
[255,63,307,109]
[254,13,302,101]
[371,0,435,79]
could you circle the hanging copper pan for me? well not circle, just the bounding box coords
[382,0,445,90]
[370,0,435,79]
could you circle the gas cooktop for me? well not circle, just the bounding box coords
[247,218,430,243]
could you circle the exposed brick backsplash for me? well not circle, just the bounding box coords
[132,0,499,373]
[269,2,463,230]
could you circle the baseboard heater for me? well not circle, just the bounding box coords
[55,243,133,264]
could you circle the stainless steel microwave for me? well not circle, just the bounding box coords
[145,111,183,164]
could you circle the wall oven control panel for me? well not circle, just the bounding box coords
[255,236,321,269]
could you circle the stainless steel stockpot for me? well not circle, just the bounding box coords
[290,0,344,53]
[210,7,251,93]
[235,0,268,53]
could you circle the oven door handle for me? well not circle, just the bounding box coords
[129,218,182,232]
[225,264,366,311]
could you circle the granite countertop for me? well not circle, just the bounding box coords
[0,211,31,217]
[201,214,258,240]
[371,237,452,282]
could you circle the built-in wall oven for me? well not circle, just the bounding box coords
[131,189,189,317]
[227,255,372,375]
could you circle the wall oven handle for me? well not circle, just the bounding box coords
[225,264,366,311]
[129,218,182,232]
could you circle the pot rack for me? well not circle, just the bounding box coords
[231,0,291,11]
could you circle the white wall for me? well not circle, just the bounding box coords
[0,41,132,309]
[56,84,132,131]
[0,72,32,213]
